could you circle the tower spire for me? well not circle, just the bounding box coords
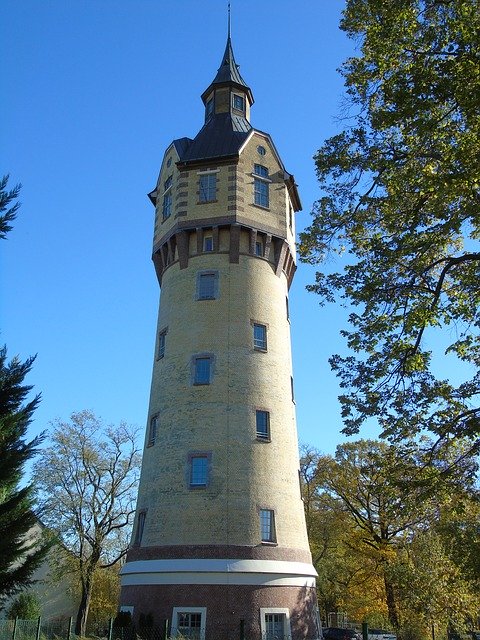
[227,2,231,40]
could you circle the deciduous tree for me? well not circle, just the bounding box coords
[299,0,480,458]
[33,411,141,636]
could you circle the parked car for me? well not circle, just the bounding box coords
[323,628,362,640]
[368,629,397,640]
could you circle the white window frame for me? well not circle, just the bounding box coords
[256,409,270,440]
[260,508,276,543]
[260,608,291,640]
[253,322,267,351]
[171,607,207,640]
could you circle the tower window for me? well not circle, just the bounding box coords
[148,415,158,446]
[253,165,270,208]
[257,145,266,156]
[162,175,173,220]
[189,454,209,487]
[204,235,213,252]
[197,271,218,300]
[260,610,291,640]
[256,410,270,440]
[260,509,276,543]
[172,608,206,640]
[255,240,264,257]
[193,356,212,385]
[233,94,245,112]
[158,328,167,359]
[253,323,267,351]
[205,97,214,121]
[199,173,217,202]
[134,510,147,545]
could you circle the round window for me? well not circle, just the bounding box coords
[167,157,172,167]
[257,145,266,156]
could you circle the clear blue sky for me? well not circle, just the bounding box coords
[1,0,376,457]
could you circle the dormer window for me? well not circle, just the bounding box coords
[233,94,245,112]
[205,97,214,121]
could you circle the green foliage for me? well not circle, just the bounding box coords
[0,344,49,604]
[0,175,20,240]
[33,411,141,636]
[300,441,479,631]
[299,0,480,456]
[6,591,41,620]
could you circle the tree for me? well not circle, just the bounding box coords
[301,440,478,631]
[6,591,41,620]
[299,0,480,457]
[0,295,49,603]
[33,411,141,636]
[0,175,20,240]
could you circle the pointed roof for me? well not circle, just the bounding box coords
[201,34,254,105]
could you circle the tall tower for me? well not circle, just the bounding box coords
[120,28,319,640]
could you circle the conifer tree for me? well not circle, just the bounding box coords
[0,177,48,604]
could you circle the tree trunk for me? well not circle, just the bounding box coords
[75,563,96,636]
[383,572,399,630]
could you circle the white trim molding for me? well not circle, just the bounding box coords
[120,558,317,587]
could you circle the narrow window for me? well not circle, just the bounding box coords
[148,415,158,446]
[286,297,290,321]
[253,323,267,351]
[260,509,276,543]
[197,272,217,300]
[190,455,208,487]
[253,165,270,208]
[158,329,167,359]
[199,173,216,202]
[291,375,295,401]
[194,356,211,385]
[204,235,213,252]
[255,240,264,257]
[135,510,146,544]
[289,204,293,230]
[233,94,245,112]
[162,175,173,220]
[256,410,270,440]
[205,97,214,121]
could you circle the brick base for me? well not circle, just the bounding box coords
[120,582,319,640]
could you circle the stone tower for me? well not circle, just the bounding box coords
[119,28,319,640]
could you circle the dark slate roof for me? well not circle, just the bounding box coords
[201,35,254,105]
[212,36,248,88]
[177,113,251,165]
[173,137,192,158]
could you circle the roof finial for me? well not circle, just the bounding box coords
[228,2,231,40]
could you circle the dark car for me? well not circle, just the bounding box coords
[323,628,362,640]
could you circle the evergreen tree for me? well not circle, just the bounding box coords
[0,178,49,605]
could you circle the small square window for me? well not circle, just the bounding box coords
[148,415,158,446]
[190,455,208,487]
[197,271,218,300]
[204,235,213,252]
[233,94,245,112]
[194,356,212,385]
[253,323,267,351]
[256,410,270,440]
[199,173,216,202]
[158,330,167,359]
[260,509,276,543]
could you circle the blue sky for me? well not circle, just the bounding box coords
[2,0,376,456]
